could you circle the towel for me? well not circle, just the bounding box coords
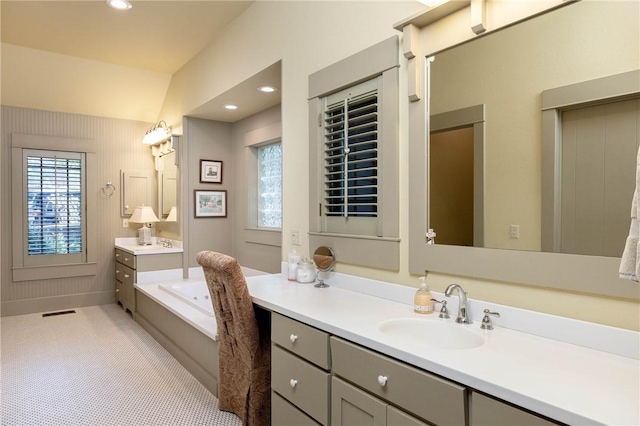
[619,146,640,281]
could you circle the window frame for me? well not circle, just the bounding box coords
[308,36,400,271]
[256,140,282,230]
[11,134,97,281]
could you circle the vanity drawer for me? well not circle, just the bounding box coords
[272,313,330,369]
[331,337,467,426]
[119,264,135,286]
[115,248,135,269]
[470,392,559,426]
[272,344,330,425]
[272,390,321,426]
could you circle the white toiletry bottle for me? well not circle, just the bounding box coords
[287,249,301,281]
[414,276,434,314]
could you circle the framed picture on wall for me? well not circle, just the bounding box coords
[194,190,227,218]
[200,159,223,183]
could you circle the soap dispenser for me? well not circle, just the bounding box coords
[414,276,434,314]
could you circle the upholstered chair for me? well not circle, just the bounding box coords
[196,251,270,426]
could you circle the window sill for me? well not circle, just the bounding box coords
[309,233,400,271]
[244,228,282,247]
[13,262,97,282]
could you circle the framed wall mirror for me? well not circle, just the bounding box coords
[408,0,640,299]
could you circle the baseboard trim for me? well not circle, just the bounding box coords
[1,291,115,317]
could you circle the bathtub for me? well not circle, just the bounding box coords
[157,266,267,318]
[159,281,214,317]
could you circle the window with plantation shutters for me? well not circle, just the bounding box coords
[322,77,381,236]
[308,36,400,270]
[23,149,86,266]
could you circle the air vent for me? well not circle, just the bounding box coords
[42,310,76,318]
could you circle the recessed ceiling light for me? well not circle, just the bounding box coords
[223,104,238,110]
[106,0,132,10]
[257,86,278,93]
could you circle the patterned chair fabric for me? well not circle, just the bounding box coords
[196,251,270,426]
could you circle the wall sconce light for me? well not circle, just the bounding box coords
[143,120,172,146]
[128,205,160,245]
[165,206,177,222]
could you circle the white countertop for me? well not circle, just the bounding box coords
[245,273,640,426]
[115,237,183,255]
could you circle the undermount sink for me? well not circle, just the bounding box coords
[378,318,485,350]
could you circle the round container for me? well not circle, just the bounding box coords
[296,259,316,283]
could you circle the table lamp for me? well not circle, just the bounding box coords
[129,205,160,245]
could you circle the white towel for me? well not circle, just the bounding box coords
[619,146,640,281]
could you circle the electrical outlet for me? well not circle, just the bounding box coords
[123,219,129,228]
[291,229,301,246]
[510,224,519,239]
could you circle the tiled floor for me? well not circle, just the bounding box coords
[0,304,242,426]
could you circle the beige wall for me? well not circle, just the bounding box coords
[231,105,282,273]
[182,117,234,268]
[1,44,171,123]
[0,106,156,315]
[1,1,638,330]
[159,1,639,331]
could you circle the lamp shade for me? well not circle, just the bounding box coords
[165,206,177,222]
[129,205,160,223]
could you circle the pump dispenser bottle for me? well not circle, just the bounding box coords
[414,276,434,314]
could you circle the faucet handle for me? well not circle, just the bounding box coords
[431,299,450,319]
[480,309,500,330]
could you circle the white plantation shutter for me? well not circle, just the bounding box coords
[322,77,381,236]
[24,149,86,266]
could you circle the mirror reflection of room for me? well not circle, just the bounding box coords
[428,0,639,256]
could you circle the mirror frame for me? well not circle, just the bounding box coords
[409,56,640,300]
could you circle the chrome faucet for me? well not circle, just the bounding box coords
[444,284,472,324]
[159,238,172,248]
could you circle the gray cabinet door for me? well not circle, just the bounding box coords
[470,392,559,426]
[332,377,387,426]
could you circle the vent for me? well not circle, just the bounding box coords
[42,310,76,317]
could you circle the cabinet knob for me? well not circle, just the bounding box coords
[289,334,298,343]
[116,253,120,257]
[124,257,129,261]
[377,375,388,387]
[124,274,130,278]
[116,270,120,274]
[289,379,298,388]
[115,289,120,293]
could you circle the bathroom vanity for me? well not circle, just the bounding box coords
[246,272,639,426]
[114,238,182,316]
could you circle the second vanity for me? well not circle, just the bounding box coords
[245,272,639,426]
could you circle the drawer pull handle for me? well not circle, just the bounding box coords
[377,375,388,387]
[289,379,298,388]
[124,274,130,278]
[116,270,120,273]
[289,334,298,343]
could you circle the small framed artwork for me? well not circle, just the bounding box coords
[194,190,227,218]
[200,159,223,184]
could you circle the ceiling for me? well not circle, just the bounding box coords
[1,0,282,122]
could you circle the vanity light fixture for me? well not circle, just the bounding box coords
[223,104,239,110]
[417,0,449,7]
[129,205,160,245]
[142,120,172,146]
[257,85,278,93]
[106,0,132,10]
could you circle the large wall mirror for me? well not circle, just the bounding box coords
[409,0,640,299]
